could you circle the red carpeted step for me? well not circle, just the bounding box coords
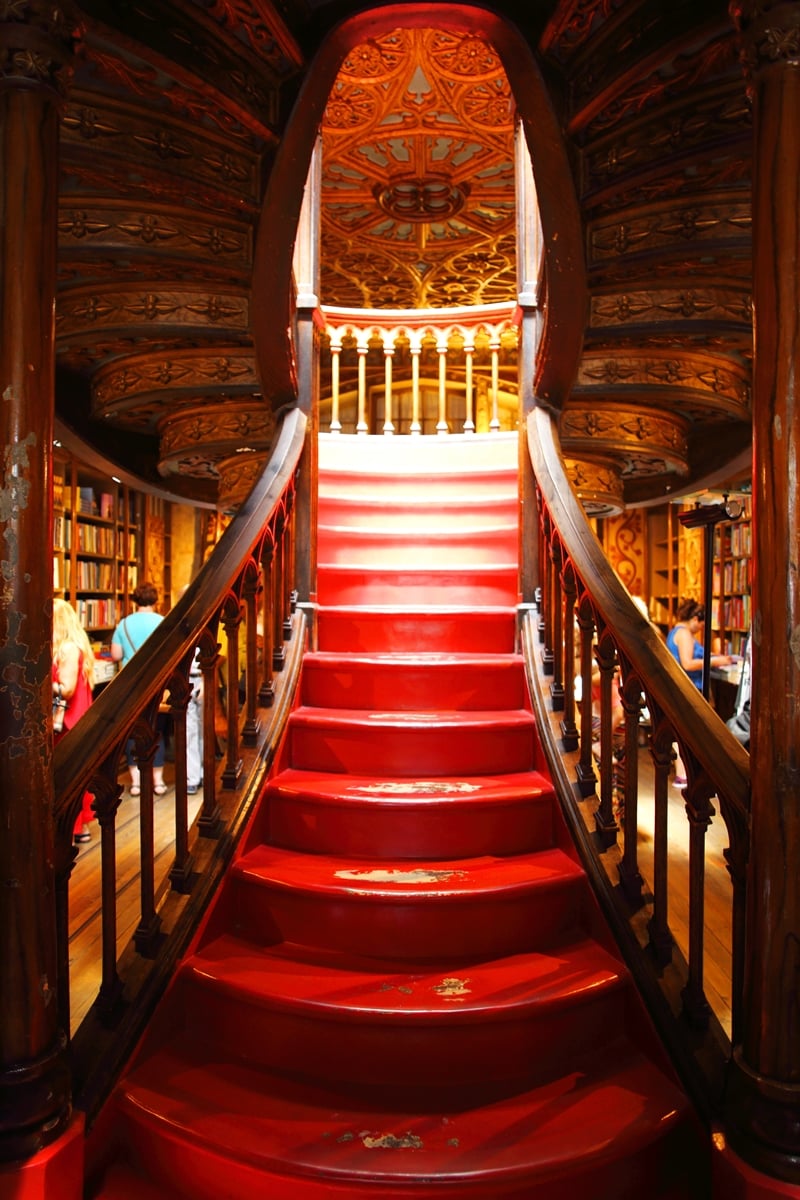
[173,933,630,1089]
[262,768,553,858]
[316,606,518,654]
[300,652,528,711]
[317,523,519,566]
[287,706,537,776]
[227,844,585,960]
[318,491,517,529]
[86,1162,171,1199]
[105,1036,700,1200]
[316,563,519,606]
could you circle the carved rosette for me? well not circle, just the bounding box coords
[560,402,690,478]
[731,0,800,79]
[564,457,624,517]
[0,0,81,96]
[157,398,275,482]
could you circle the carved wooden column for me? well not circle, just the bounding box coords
[727,0,800,1180]
[0,1,77,1162]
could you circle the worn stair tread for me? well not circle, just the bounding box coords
[301,652,527,711]
[185,932,627,1021]
[290,705,534,729]
[234,843,583,901]
[268,766,549,807]
[117,1036,690,1188]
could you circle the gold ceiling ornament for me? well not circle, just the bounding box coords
[559,401,689,478]
[564,457,625,518]
[157,398,275,481]
[320,26,516,310]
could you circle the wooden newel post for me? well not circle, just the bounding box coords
[727,0,800,1181]
[0,2,79,1162]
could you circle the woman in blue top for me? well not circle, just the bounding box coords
[666,599,731,690]
[667,598,732,786]
[111,581,167,795]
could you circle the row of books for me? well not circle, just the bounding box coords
[712,556,752,596]
[55,557,140,593]
[75,598,118,630]
[54,515,139,558]
[711,593,751,632]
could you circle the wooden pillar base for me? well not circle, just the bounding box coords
[723,1050,800,1189]
[0,1039,71,1164]
[712,1121,800,1198]
[0,1115,84,1200]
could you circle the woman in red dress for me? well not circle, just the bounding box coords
[52,598,96,845]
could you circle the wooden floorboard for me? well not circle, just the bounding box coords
[68,769,202,1033]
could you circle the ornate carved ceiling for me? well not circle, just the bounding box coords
[38,0,753,511]
[319,28,517,310]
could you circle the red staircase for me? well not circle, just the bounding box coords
[86,434,707,1198]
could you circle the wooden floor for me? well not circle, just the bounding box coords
[67,746,734,1039]
[68,764,203,1034]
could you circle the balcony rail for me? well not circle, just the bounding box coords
[524,404,751,1114]
[53,406,307,1117]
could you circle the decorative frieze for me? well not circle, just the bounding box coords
[58,200,251,267]
[564,457,625,517]
[157,398,275,481]
[56,283,250,343]
[574,349,750,417]
[62,91,260,204]
[92,346,258,420]
[560,402,689,478]
[589,193,751,264]
[590,287,752,329]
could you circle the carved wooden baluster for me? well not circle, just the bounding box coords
[540,509,554,671]
[718,793,748,1043]
[617,668,644,904]
[167,665,194,894]
[242,567,261,747]
[272,508,287,672]
[132,705,162,957]
[647,713,675,966]
[549,536,563,703]
[575,598,597,796]
[221,599,243,790]
[560,562,578,749]
[593,632,619,847]
[283,488,296,641]
[259,536,276,706]
[680,770,713,1029]
[198,631,222,838]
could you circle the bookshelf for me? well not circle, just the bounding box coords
[711,493,752,655]
[53,451,143,640]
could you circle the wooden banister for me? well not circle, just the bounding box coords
[524,403,751,1114]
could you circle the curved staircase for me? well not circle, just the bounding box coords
[87,434,707,1198]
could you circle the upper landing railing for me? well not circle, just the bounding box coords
[320,302,520,436]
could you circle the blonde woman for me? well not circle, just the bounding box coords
[52,598,96,844]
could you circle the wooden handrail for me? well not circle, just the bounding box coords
[528,406,750,815]
[52,406,308,1118]
[524,404,751,1101]
[53,406,306,819]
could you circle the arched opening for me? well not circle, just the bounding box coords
[252,5,585,418]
